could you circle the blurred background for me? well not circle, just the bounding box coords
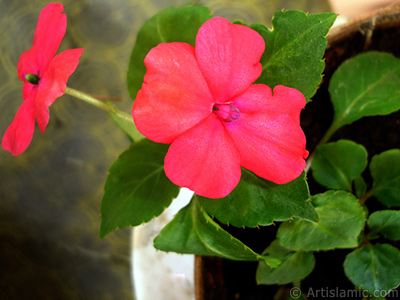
[0,0,394,299]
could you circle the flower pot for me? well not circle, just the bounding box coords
[195,3,400,299]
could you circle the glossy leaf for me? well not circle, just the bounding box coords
[251,10,336,100]
[256,240,315,285]
[127,5,212,100]
[368,210,400,240]
[370,149,400,207]
[311,140,368,191]
[154,197,281,266]
[198,171,317,228]
[277,190,365,251]
[329,52,400,132]
[344,244,400,296]
[99,139,179,238]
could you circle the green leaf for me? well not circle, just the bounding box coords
[127,5,212,100]
[108,104,144,142]
[256,240,315,285]
[251,10,336,100]
[344,244,400,296]
[329,52,400,132]
[277,190,365,251]
[154,197,280,265]
[370,149,400,207]
[198,171,317,228]
[368,210,400,240]
[354,174,367,200]
[99,139,179,238]
[311,140,368,191]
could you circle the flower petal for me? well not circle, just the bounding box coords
[228,110,308,184]
[195,17,265,102]
[234,84,306,124]
[33,3,67,73]
[2,91,37,156]
[17,48,39,81]
[133,42,214,144]
[164,115,241,199]
[35,48,84,133]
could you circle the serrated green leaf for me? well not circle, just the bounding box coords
[344,244,400,296]
[277,190,365,251]
[251,10,336,100]
[256,240,315,285]
[370,149,400,207]
[329,52,400,133]
[154,197,279,265]
[311,140,368,191]
[99,139,179,238]
[198,171,316,228]
[127,5,212,100]
[368,210,400,240]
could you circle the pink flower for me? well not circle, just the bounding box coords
[132,17,308,199]
[2,3,84,156]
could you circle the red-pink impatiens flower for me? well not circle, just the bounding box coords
[132,17,308,199]
[2,3,84,156]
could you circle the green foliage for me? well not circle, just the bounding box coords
[251,10,336,100]
[354,175,367,199]
[99,139,180,238]
[277,191,365,251]
[118,5,400,295]
[199,171,317,228]
[368,210,400,240]
[127,5,212,100]
[370,149,400,207]
[108,104,144,142]
[154,197,281,266]
[311,140,368,191]
[344,244,400,296]
[256,240,315,285]
[329,52,400,132]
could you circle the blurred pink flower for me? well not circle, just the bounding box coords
[2,3,84,156]
[133,17,308,198]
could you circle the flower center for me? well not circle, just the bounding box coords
[212,103,241,122]
[24,74,40,85]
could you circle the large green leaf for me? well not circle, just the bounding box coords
[370,149,400,207]
[368,210,400,240]
[154,197,280,266]
[329,52,400,133]
[198,171,317,228]
[99,139,179,238]
[127,5,212,100]
[251,10,336,100]
[277,190,365,251]
[311,140,368,191]
[256,240,315,285]
[344,244,400,296]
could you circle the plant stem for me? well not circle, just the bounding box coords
[64,87,134,123]
[359,189,374,205]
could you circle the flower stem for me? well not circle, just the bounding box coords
[64,87,133,123]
